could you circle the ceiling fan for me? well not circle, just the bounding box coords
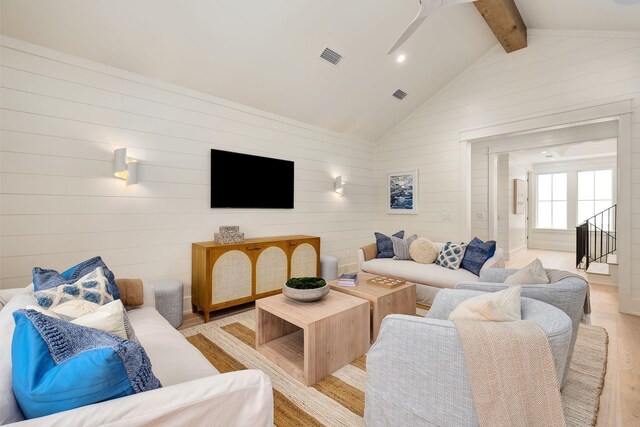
[388,0,476,54]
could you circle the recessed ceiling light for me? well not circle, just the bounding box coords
[541,151,548,154]
[396,54,406,63]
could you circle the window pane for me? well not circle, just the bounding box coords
[578,171,594,201]
[538,201,552,228]
[538,174,551,201]
[552,173,567,201]
[578,201,594,224]
[594,170,612,200]
[553,201,567,229]
[595,200,612,216]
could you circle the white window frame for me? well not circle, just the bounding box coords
[536,172,568,230]
[577,169,614,225]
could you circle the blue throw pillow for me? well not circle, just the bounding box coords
[34,267,115,309]
[11,309,161,419]
[375,230,404,258]
[435,242,467,270]
[460,237,497,276]
[33,256,120,300]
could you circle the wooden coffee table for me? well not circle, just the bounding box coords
[329,272,416,341]
[255,292,369,386]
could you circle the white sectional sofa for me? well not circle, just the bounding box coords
[358,242,505,306]
[0,284,274,426]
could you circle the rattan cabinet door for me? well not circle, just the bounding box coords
[255,244,288,295]
[211,249,252,305]
[290,242,318,278]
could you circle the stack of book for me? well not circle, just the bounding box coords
[338,273,358,287]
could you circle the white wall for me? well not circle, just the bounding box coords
[508,158,528,258]
[0,37,376,311]
[375,30,640,311]
[497,153,509,254]
[470,144,490,241]
[529,156,617,252]
[469,151,527,259]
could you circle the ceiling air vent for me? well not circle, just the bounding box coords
[393,89,408,100]
[320,47,342,65]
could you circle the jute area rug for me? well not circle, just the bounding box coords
[181,306,607,427]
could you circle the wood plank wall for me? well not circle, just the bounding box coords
[375,31,640,308]
[0,37,376,311]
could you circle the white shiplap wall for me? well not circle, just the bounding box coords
[508,158,528,258]
[0,36,376,311]
[375,30,640,313]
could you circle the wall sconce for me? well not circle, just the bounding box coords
[114,147,138,185]
[335,175,344,195]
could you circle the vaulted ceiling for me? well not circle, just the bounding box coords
[1,0,639,141]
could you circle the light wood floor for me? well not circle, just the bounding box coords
[507,249,640,427]
[182,249,640,426]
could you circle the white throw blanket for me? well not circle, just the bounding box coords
[454,320,566,427]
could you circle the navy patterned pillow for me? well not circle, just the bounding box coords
[461,237,496,276]
[34,267,114,309]
[375,230,405,258]
[33,256,120,300]
[435,242,467,270]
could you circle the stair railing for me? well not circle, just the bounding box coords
[576,204,616,270]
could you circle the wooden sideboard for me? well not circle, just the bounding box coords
[192,235,320,322]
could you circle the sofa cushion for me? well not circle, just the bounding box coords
[461,237,496,276]
[34,267,114,308]
[12,309,161,419]
[0,291,35,424]
[391,234,417,260]
[361,258,479,289]
[0,288,26,311]
[375,230,404,258]
[435,242,467,270]
[126,307,218,386]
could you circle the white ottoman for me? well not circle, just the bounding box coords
[152,280,184,328]
[320,255,339,281]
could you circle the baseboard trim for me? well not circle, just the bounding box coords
[509,246,527,258]
[529,243,575,252]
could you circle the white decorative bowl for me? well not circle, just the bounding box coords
[283,283,329,302]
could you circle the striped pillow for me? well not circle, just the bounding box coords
[391,234,418,260]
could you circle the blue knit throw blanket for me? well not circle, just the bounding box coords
[20,309,161,393]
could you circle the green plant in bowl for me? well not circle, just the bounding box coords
[283,277,329,302]
[285,277,326,289]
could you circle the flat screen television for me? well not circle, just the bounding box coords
[211,149,294,209]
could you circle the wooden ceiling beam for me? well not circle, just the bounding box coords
[474,0,527,53]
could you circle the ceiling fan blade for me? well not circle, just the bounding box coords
[387,0,476,55]
[387,0,442,55]
[441,0,476,6]
[387,15,430,55]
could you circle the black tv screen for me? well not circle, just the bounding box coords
[211,149,294,209]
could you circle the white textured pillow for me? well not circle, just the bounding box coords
[52,299,103,318]
[449,286,522,322]
[71,300,129,339]
[409,238,439,264]
[504,258,549,285]
[26,299,129,339]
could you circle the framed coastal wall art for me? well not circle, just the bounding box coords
[387,169,418,214]
[514,178,526,214]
